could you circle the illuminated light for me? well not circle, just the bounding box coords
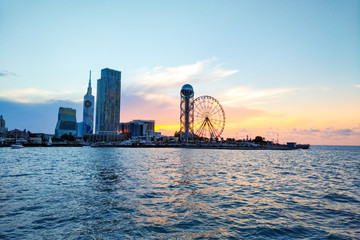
[155,125,180,131]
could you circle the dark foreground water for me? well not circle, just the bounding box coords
[0,146,359,239]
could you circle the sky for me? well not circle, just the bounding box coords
[0,0,359,145]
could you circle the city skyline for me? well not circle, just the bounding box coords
[0,1,359,145]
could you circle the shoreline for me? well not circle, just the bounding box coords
[1,143,310,150]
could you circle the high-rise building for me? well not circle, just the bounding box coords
[55,107,77,138]
[82,70,95,135]
[0,115,8,134]
[95,68,121,134]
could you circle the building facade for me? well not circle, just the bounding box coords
[55,107,77,138]
[119,120,155,137]
[82,70,95,135]
[95,68,121,134]
[0,115,8,134]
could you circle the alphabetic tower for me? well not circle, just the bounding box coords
[180,84,194,142]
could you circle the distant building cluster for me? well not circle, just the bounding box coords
[52,68,161,143]
[0,115,52,145]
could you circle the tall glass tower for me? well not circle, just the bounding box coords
[95,68,121,134]
[82,70,95,134]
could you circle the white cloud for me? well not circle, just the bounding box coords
[0,88,82,103]
[123,58,239,105]
[133,91,177,104]
[356,85,360,88]
[290,127,360,137]
[126,59,302,111]
[129,58,238,91]
[220,87,300,107]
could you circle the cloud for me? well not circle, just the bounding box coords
[0,88,83,103]
[128,58,238,94]
[133,91,177,104]
[220,87,301,107]
[290,127,360,137]
[291,128,321,135]
[0,70,18,77]
[356,85,360,88]
[121,58,239,113]
[324,128,359,137]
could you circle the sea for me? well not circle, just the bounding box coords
[0,146,359,239]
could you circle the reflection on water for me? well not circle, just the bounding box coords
[0,146,359,239]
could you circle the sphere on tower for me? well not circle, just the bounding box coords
[180,84,194,142]
[181,84,194,97]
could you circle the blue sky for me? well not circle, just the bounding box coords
[0,0,359,144]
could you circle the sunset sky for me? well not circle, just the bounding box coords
[0,0,359,145]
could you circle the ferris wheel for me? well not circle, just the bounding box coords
[193,95,225,139]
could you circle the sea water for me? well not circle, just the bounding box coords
[0,146,359,239]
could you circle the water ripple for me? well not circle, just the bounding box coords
[0,146,359,239]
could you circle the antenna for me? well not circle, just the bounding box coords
[87,70,92,95]
[89,70,91,85]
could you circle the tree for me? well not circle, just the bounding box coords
[254,136,265,144]
[61,133,76,142]
[68,133,76,142]
[61,134,69,141]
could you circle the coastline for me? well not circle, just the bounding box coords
[1,143,310,150]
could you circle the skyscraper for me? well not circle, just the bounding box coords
[95,68,121,134]
[55,107,77,138]
[82,70,95,134]
[0,115,8,134]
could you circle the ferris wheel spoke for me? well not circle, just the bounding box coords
[210,120,222,126]
[208,127,217,138]
[195,117,205,124]
[194,120,205,128]
[197,126,206,138]
[207,120,219,137]
[206,100,214,112]
[205,122,212,138]
[194,109,204,117]
[203,98,211,111]
[210,119,221,135]
[210,108,222,116]
[209,115,222,122]
[209,119,223,127]
[208,102,219,116]
[198,104,208,116]
[196,120,207,137]
[199,99,208,110]
[205,119,215,138]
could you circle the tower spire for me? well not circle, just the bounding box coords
[87,70,92,95]
[89,70,91,86]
